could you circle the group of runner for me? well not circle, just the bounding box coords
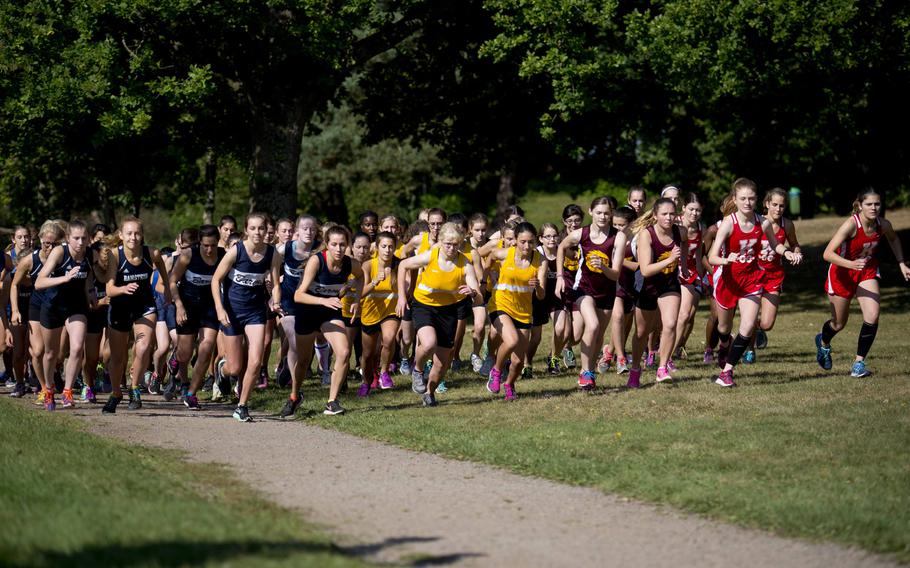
[2,179,907,421]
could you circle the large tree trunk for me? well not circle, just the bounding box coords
[495,162,518,223]
[248,106,304,219]
[203,148,217,224]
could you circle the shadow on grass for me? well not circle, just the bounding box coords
[14,536,481,567]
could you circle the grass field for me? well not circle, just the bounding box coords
[0,397,362,567]
[253,208,910,562]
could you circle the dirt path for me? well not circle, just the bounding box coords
[20,395,885,568]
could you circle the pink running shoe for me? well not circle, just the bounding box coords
[486,368,502,393]
[645,352,656,369]
[378,372,394,390]
[703,349,714,364]
[626,368,641,389]
[666,359,677,373]
[715,369,736,388]
[370,372,380,389]
[577,370,596,390]
[503,383,516,401]
[656,367,672,383]
[357,383,371,397]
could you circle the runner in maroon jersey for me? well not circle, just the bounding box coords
[815,188,910,377]
[708,178,801,388]
[607,206,638,374]
[670,193,705,369]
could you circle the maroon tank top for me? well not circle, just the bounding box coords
[575,225,618,301]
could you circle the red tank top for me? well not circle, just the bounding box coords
[758,218,787,271]
[725,212,763,281]
[680,224,702,283]
[576,225,617,299]
[838,214,881,269]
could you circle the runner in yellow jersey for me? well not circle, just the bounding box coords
[482,222,546,401]
[357,231,401,397]
[397,222,481,407]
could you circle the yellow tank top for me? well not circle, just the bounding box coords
[394,243,407,259]
[416,232,432,255]
[340,274,358,319]
[488,247,539,324]
[360,257,398,325]
[413,248,468,307]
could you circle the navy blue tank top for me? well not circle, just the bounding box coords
[305,252,352,299]
[10,249,32,303]
[280,240,315,300]
[179,244,223,305]
[89,243,106,303]
[111,245,154,308]
[224,242,274,308]
[47,245,92,309]
[28,250,46,306]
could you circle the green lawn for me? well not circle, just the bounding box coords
[253,211,910,562]
[0,398,363,568]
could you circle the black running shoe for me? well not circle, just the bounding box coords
[422,393,438,407]
[9,382,29,398]
[183,394,200,410]
[102,395,122,414]
[202,374,215,391]
[280,397,302,418]
[148,374,161,395]
[756,329,768,350]
[127,389,142,410]
[323,400,345,416]
[277,362,291,388]
[162,379,177,402]
[233,405,253,422]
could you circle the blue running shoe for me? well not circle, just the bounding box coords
[815,333,832,370]
[435,380,448,394]
[850,360,871,378]
[743,350,756,364]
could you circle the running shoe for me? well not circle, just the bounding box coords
[716,346,728,370]
[280,397,302,417]
[626,368,641,389]
[715,369,736,388]
[547,355,561,375]
[82,386,96,403]
[257,367,269,390]
[162,376,179,401]
[1,371,13,388]
[451,358,463,372]
[323,400,345,416]
[479,356,494,377]
[503,383,516,402]
[183,394,200,410]
[53,371,64,393]
[422,392,438,407]
[101,371,113,394]
[277,363,291,389]
[815,334,833,370]
[597,346,613,373]
[850,360,871,378]
[378,371,394,390]
[521,366,533,379]
[645,351,656,369]
[424,360,433,376]
[656,367,672,383]
[202,374,215,392]
[147,372,161,395]
[562,348,576,369]
[140,370,152,393]
[73,375,85,392]
[436,381,448,394]
[400,357,412,376]
[743,350,756,364]
[411,368,427,394]
[675,346,688,360]
[356,383,371,397]
[34,389,46,406]
[703,349,714,364]
[666,359,678,373]
[577,370,596,391]
[486,368,502,394]
[755,329,768,350]
[471,353,484,373]
[127,388,143,410]
[321,369,332,386]
[233,404,253,422]
[101,395,122,414]
[45,392,56,411]
[9,383,29,398]
[615,357,629,374]
[62,389,75,408]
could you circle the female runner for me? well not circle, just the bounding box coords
[357,231,401,396]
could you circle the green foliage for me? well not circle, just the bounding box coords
[298,103,461,226]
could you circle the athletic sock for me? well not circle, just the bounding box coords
[717,332,732,352]
[726,334,752,367]
[821,320,838,346]
[857,322,878,359]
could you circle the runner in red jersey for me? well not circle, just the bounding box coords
[708,178,801,387]
[671,193,705,369]
[556,197,624,390]
[744,188,802,362]
[815,189,910,378]
[625,198,686,388]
